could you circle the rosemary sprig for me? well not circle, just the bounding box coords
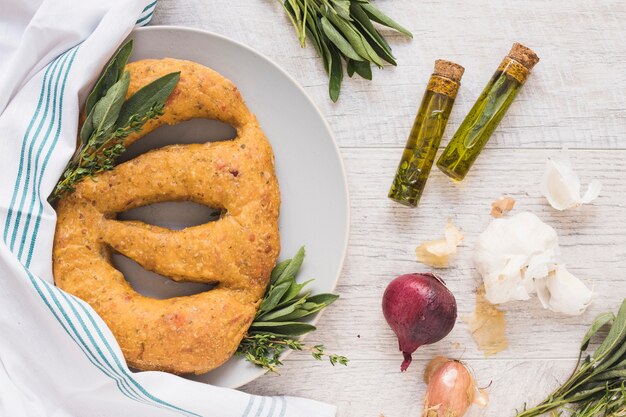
[236,247,348,372]
[50,39,180,202]
[280,0,412,102]
[516,299,626,417]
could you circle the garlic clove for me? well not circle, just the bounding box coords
[541,149,601,211]
[535,265,592,315]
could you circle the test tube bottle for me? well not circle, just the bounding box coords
[388,60,464,207]
[436,43,539,181]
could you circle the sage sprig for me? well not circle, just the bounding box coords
[280,0,412,101]
[237,247,348,372]
[50,39,180,201]
[516,299,626,417]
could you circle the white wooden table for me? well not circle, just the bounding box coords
[153,2,626,416]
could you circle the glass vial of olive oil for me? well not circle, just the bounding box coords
[388,60,464,207]
[436,43,539,181]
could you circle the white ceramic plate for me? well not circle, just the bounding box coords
[114,26,349,388]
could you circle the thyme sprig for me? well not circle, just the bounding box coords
[516,299,626,417]
[237,247,348,372]
[50,39,180,202]
[280,0,412,101]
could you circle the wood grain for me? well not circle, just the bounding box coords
[151,2,626,416]
[153,0,626,150]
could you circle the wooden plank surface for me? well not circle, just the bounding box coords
[151,2,626,416]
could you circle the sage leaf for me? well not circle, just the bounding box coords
[330,0,351,20]
[582,312,615,351]
[324,11,384,66]
[278,303,328,321]
[350,2,396,65]
[594,299,626,362]
[589,368,626,383]
[319,24,333,75]
[85,39,133,115]
[321,16,363,61]
[273,246,305,286]
[306,293,340,306]
[117,71,180,128]
[258,281,292,315]
[595,338,626,373]
[80,107,95,144]
[360,2,413,38]
[250,321,317,336]
[328,45,343,102]
[271,291,311,312]
[256,298,307,322]
[91,71,130,141]
[280,278,314,304]
[270,259,291,284]
[347,59,372,80]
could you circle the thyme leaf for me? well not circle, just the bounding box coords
[237,246,347,372]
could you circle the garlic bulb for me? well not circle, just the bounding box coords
[541,149,601,211]
[473,212,592,315]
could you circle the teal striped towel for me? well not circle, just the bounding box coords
[0,1,336,416]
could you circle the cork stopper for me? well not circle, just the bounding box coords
[507,43,540,70]
[433,60,465,83]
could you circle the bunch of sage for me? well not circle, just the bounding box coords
[281,0,412,101]
[516,298,626,417]
[237,247,348,372]
[50,39,180,201]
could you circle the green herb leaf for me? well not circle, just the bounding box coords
[272,246,305,286]
[347,59,372,80]
[91,71,130,140]
[117,71,180,128]
[85,39,133,116]
[250,321,317,336]
[270,259,291,284]
[328,45,343,102]
[594,299,626,363]
[582,312,616,351]
[306,293,340,306]
[323,11,384,66]
[360,2,413,38]
[279,278,314,304]
[320,16,363,61]
[258,281,292,315]
[237,247,345,371]
[350,2,396,65]
[256,297,308,322]
[514,299,626,417]
[80,107,95,144]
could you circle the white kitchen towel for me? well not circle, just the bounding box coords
[0,1,336,416]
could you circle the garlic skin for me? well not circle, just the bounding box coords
[416,220,464,268]
[473,212,592,315]
[541,149,601,211]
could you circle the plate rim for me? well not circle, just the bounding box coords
[131,25,351,388]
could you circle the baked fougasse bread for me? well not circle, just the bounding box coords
[53,58,280,374]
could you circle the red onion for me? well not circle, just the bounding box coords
[382,273,457,371]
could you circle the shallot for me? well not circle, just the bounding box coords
[423,356,488,417]
[382,273,457,371]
